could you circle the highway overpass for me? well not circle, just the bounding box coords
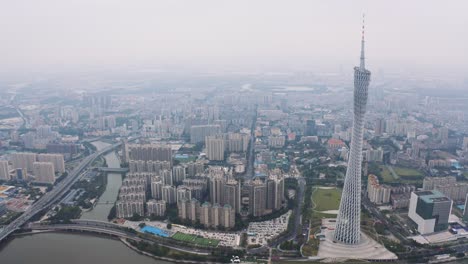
[96,167,129,173]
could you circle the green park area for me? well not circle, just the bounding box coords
[380,165,396,182]
[312,187,342,212]
[378,165,423,184]
[172,232,219,247]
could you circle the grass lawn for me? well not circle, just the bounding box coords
[379,165,424,184]
[463,172,468,180]
[274,260,371,264]
[393,167,423,178]
[312,187,341,212]
[380,165,397,183]
[172,232,219,247]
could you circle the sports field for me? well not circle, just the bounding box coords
[379,165,423,184]
[393,167,423,178]
[172,232,219,247]
[312,187,342,212]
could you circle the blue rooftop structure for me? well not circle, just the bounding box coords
[141,226,170,238]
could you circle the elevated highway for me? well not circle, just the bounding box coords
[0,142,123,243]
[96,167,129,173]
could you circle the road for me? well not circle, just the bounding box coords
[245,104,257,180]
[248,176,306,254]
[0,142,122,243]
[271,177,306,246]
[361,195,409,243]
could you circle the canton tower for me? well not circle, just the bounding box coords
[334,17,371,244]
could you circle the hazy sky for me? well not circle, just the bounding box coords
[1,0,467,73]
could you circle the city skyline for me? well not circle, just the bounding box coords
[1,1,468,76]
[1,2,468,263]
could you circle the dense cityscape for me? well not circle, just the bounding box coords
[1,1,468,264]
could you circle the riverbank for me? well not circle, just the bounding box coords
[121,238,225,264]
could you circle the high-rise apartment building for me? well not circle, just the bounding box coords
[221,204,236,228]
[129,160,171,174]
[365,148,384,162]
[172,165,186,184]
[188,198,200,222]
[0,161,10,181]
[176,185,192,205]
[147,199,166,217]
[127,144,172,163]
[249,178,267,217]
[374,118,385,136]
[210,175,225,205]
[268,136,286,148]
[46,143,79,158]
[150,178,163,200]
[226,133,250,152]
[199,202,212,227]
[423,176,457,190]
[206,136,225,161]
[186,161,205,177]
[367,174,391,204]
[334,24,371,244]
[161,170,173,186]
[179,199,235,229]
[266,175,285,211]
[190,125,220,144]
[116,200,144,218]
[223,179,241,213]
[36,125,54,138]
[119,192,146,202]
[463,194,468,223]
[162,185,176,204]
[32,162,55,184]
[11,153,37,172]
[37,154,65,173]
[462,137,468,151]
[423,176,468,201]
[305,120,316,136]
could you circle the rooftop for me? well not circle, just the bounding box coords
[415,190,451,203]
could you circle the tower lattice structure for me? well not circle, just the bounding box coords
[334,17,371,244]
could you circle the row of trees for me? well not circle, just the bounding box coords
[49,205,82,224]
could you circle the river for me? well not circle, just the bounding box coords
[0,233,166,264]
[0,141,168,263]
[80,141,121,221]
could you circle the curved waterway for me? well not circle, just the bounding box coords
[0,141,167,263]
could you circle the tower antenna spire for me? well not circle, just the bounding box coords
[360,13,366,69]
